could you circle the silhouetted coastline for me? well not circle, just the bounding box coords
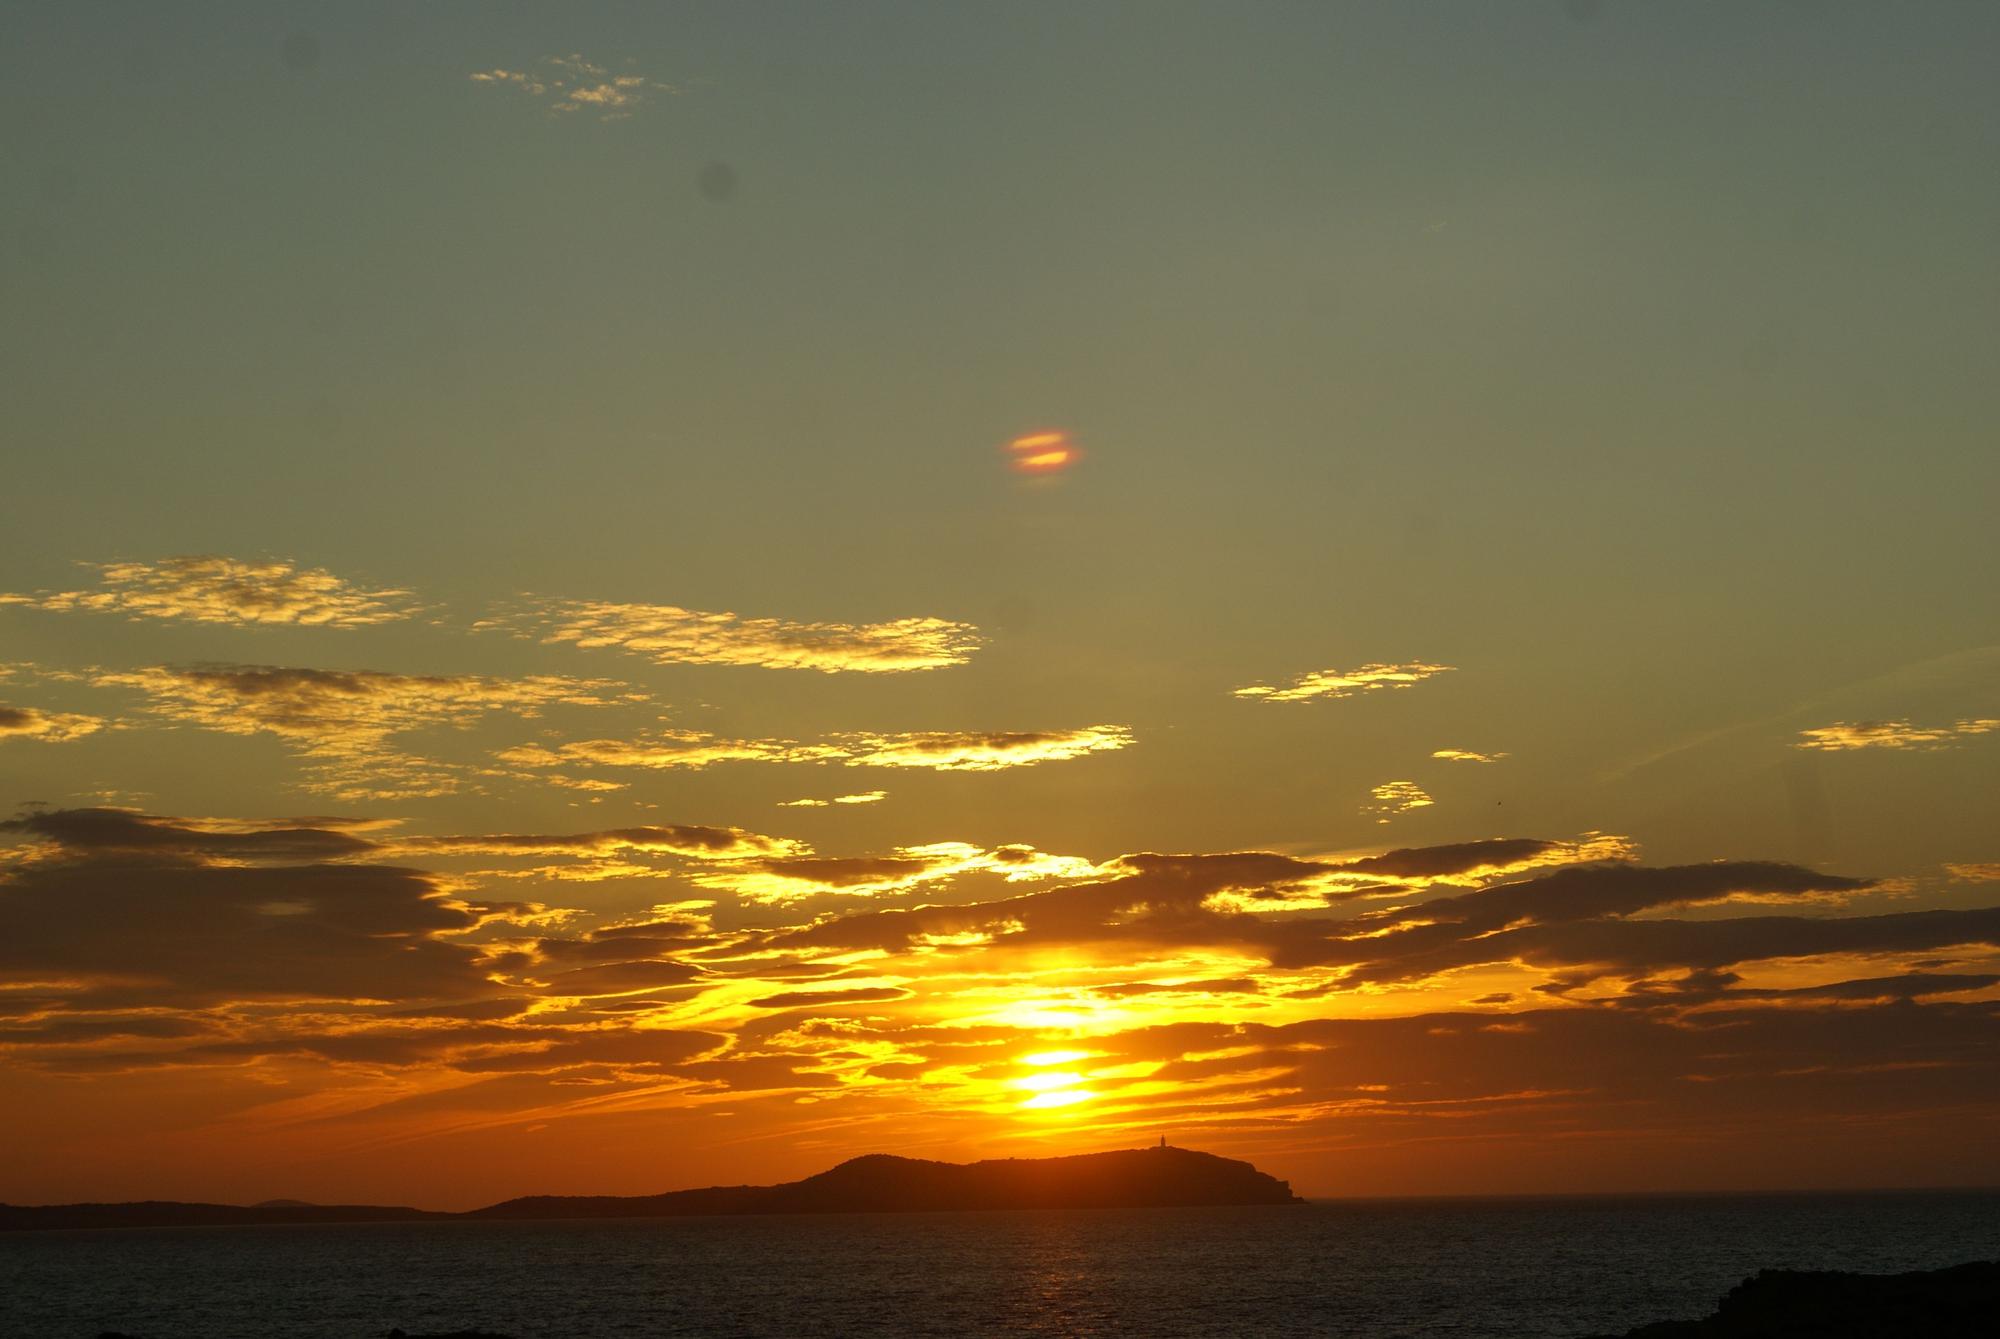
[1589,1260,1999,1338]
[2,1146,1299,1232]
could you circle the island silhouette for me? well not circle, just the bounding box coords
[1,1145,1302,1232]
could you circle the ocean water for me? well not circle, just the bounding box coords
[4,1191,1997,1339]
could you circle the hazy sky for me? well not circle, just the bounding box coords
[2,2,1997,1207]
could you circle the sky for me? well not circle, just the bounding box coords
[2,1,1997,1209]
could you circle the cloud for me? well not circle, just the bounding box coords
[1795,718,2000,752]
[0,557,418,628]
[469,54,675,122]
[755,854,1921,999]
[779,791,887,808]
[1,808,384,864]
[749,986,912,1011]
[393,825,800,863]
[487,597,980,673]
[0,706,103,743]
[502,725,1132,775]
[0,830,529,1013]
[1432,749,1507,763]
[1363,781,1433,822]
[836,726,1132,772]
[89,664,626,798]
[497,732,842,772]
[1948,863,2000,884]
[1234,661,1454,703]
[9,806,2000,1200]
[690,841,1097,905]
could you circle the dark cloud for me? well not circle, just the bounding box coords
[1339,837,1558,880]
[3,807,378,863]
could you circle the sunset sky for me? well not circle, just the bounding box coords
[3,2,1998,1209]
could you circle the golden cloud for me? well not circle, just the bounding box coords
[501,725,1131,775]
[91,664,627,799]
[1432,748,1507,763]
[0,556,418,628]
[1795,718,2000,752]
[486,597,980,673]
[1234,661,1454,703]
[1363,781,1433,823]
[778,791,888,808]
[0,706,104,744]
[691,841,1100,905]
[835,726,1132,771]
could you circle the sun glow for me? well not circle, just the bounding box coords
[1020,1049,1094,1067]
[1020,1088,1095,1110]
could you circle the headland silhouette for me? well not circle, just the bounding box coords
[2,1145,1301,1232]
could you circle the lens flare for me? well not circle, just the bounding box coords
[1007,430,1079,474]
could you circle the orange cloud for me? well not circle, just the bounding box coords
[14,806,2000,1206]
[1432,748,1507,763]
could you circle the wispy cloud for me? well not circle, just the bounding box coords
[1795,718,2000,752]
[1234,661,1453,703]
[469,54,676,121]
[483,598,981,673]
[838,727,1131,771]
[0,556,419,628]
[501,725,1132,775]
[779,791,887,808]
[1363,780,1433,823]
[1432,748,1507,763]
[0,705,104,743]
[88,664,627,799]
[691,840,1097,905]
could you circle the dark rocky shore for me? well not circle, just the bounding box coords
[1591,1260,1999,1338]
[7,1146,1300,1232]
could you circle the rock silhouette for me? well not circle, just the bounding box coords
[3,1146,1300,1232]
[1592,1260,1999,1338]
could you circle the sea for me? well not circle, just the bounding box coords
[4,1191,1997,1338]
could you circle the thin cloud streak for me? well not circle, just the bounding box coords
[1234,662,1453,703]
[501,725,1132,775]
[484,597,981,673]
[1795,718,2000,752]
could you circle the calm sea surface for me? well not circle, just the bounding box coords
[4,1192,1997,1338]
